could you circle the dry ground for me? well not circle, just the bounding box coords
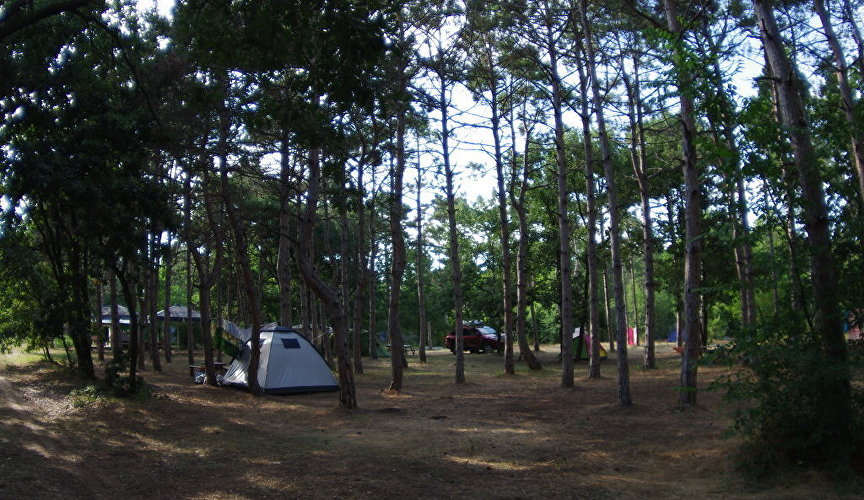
[0,343,857,499]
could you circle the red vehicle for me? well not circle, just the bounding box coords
[444,326,501,354]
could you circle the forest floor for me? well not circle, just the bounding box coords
[0,342,858,499]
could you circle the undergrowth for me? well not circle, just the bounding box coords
[69,353,150,404]
[709,326,864,480]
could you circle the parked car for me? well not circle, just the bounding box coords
[444,326,502,353]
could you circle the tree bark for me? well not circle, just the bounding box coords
[580,2,629,402]
[353,161,368,372]
[489,78,515,375]
[573,28,602,379]
[296,148,356,408]
[68,244,95,378]
[530,300,540,352]
[697,21,757,329]
[602,265,613,352]
[218,123,262,396]
[190,248,217,386]
[841,0,864,88]
[511,111,541,370]
[278,136,295,329]
[109,266,121,359]
[148,230,161,372]
[95,274,104,362]
[415,160,428,364]
[184,172,195,368]
[665,0,703,407]
[0,0,89,41]
[430,47,466,384]
[162,234,173,362]
[388,106,409,390]
[621,45,657,368]
[545,6,574,387]
[814,0,864,207]
[114,262,139,393]
[368,226,379,360]
[754,0,850,440]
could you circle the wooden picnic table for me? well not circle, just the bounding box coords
[189,361,228,377]
[387,344,415,356]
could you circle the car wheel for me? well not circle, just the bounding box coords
[482,344,493,354]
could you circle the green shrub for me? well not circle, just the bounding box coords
[99,352,149,399]
[712,326,863,478]
[69,384,108,407]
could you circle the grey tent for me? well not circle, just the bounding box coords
[221,325,338,394]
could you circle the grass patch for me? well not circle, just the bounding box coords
[0,349,50,369]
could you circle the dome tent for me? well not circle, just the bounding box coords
[221,325,338,395]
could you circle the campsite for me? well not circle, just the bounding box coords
[0,344,855,499]
[3,1,864,497]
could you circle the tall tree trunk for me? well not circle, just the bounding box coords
[580,1,629,402]
[192,171,224,386]
[622,45,657,367]
[766,52,812,329]
[295,217,310,340]
[388,105,409,390]
[218,129,262,396]
[184,173,195,368]
[148,230,162,372]
[573,30,602,379]
[68,245,95,378]
[278,136,294,329]
[136,257,146,373]
[368,230,379,360]
[842,0,864,89]
[754,0,850,443]
[665,0,703,407]
[530,300,540,352]
[114,263,139,393]
[296,148,356,407]
[338,165,352,374]
[512,114,541,370]
[546,9,574,387]
[352,161,368,373]
[109,266,121,359]
[603,266,614,353]
[767,220,780,316]
[191,249,217,386]
[433,52,466,385]
[95,274,104,362]
[162,235,173,363]
[415,160,428,364]
[814,0,864,207]
[666,193,685,349]
[697,22,757,328]
[489,80,515,375]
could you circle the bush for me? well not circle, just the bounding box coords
[713,326,864,478]
[100,352,149,399]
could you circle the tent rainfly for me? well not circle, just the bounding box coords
[221,325,338,395]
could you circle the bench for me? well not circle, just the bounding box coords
[386,344,416,356]
[189,361,228,377]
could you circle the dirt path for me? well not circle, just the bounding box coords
[0,346,855,499]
